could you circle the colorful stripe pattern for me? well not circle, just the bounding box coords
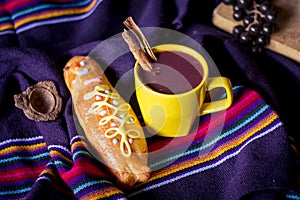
[0,0,103,35]
[0,136,49,199]
[129,86,284,196]
[286,144,300,200]
[60,136,125,200]
[0,86,296,199]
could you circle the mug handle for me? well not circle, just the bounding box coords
[199,77,233,116]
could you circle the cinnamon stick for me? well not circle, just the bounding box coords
[122,29,153,72]
[122,16,157,72]
[123,16,157,61]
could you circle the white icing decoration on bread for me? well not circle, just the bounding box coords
[91,85,140,157]
[84,83,141,157]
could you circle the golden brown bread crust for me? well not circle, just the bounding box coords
[63,56,151,187]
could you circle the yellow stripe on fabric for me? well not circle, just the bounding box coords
[71,140,87,152]
[49,150,73,164]
[0,23,14,31]
[39,167,56,177]
[81,186,124,200]
[149,112,278,182]
[0,142,46,156]
[14,0,97,29]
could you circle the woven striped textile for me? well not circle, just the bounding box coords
[0,86,290,199]
[0,0,102,35]
[0,0,299,199]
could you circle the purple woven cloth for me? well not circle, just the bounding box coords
[0,0,299,199]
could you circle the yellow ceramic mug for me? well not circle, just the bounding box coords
[134,44,233,137]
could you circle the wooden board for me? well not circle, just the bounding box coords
[212,0,300,63]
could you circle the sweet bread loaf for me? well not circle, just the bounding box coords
[63,56,151,187]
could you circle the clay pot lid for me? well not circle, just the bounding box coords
[14,80,62,121]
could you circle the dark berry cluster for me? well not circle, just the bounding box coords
[222,0,277,53]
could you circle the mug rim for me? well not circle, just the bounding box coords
[134,44,209,98]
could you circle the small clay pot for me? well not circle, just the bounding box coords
[14,81,62,121]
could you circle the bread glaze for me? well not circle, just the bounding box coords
[63,56,151,187]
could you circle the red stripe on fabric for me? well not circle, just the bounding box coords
[0,165,45,183]
[44,0,81,3]
[60,160,109,183]
[0,0,82,13]
[1,0,33,12]
[194,89,261,137]
[148,89,261,152]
